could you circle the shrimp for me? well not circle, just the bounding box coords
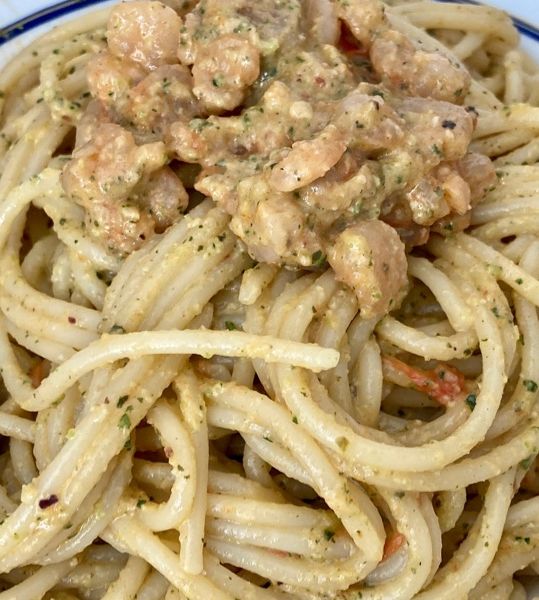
[168,81,298,165]
[63,124,167,202]
[405,177,451,227]
[192,35,260,113]
[404,163,472,227]
[124,64,199,133]
[299,156,387,228]
[229,173,319,266]
[326,220,408,318]
[335,0,386,49]
[276,45,356,103]
[62,124,173,254]
[86,51,145,106]
[135,166,189,231]
[370,30,471,103]
[107,1,182,70]
[382,355,467,406]
[455,152,497,202]
[74,100,110,149]
[398,98,474,163]
[432,165,472,215]
[167,120,209,164]
[269,124,347,192]
[403,155,492,228]
[178,0,302,65]
[335,87,405,152]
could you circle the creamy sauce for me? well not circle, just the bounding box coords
[61,0,496,317]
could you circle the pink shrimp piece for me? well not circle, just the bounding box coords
[107,1,182,70]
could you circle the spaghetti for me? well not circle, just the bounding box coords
[0,0,538,598]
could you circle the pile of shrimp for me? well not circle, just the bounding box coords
[61,0,496,318]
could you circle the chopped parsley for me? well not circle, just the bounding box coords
[520,455,534,470]
[323,529,335,541]
[523,379,538,393]
[118,413,131,430]
[311,250,326,268]
[465,393,477,411]
[515,536,531,544]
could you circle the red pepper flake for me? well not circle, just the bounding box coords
[314,76,326,87]
[39,494,59,509]
[68,316,76,324]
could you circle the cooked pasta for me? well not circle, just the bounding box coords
[0,0,538,598]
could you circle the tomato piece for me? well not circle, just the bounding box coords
[382,355,466,405]
[338,21,367,56]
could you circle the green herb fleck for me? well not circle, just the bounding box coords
[465,393,476,411]
[311,250,326,268]
[118,413,131,430]
[520,455,534,470]
[523,379,538,393]
[323,529,335,541]
[515,535,531,544]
